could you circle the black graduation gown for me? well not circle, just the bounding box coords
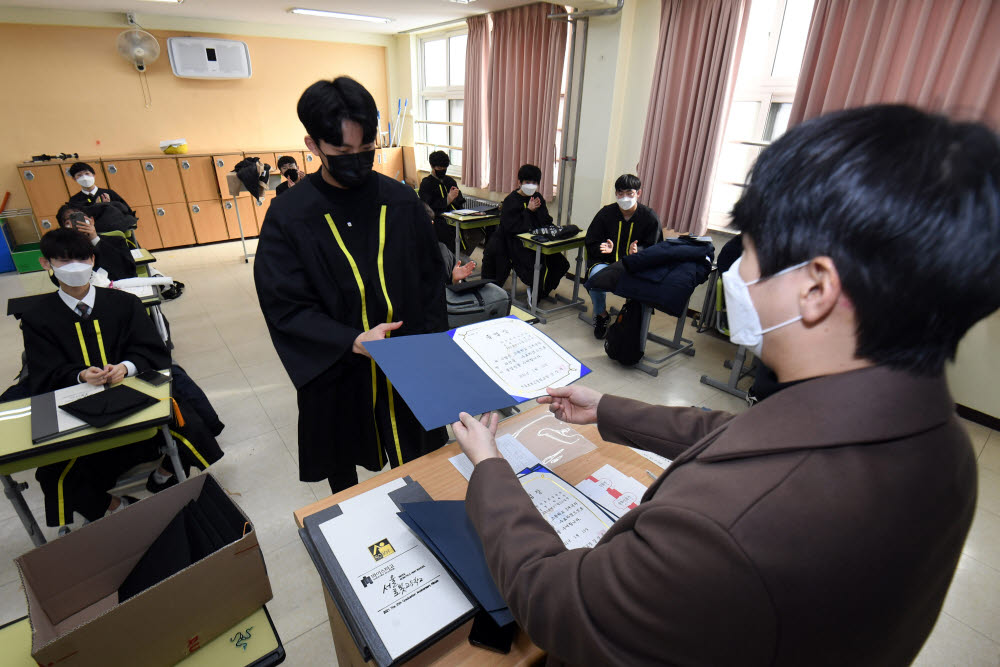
[584,203,661,275]
[276,180,290,196]
[500,190,568,297]
[254,171,448,483]
[94,235,138,280]
[69,187,132,213]
[419,174,471,248]
[20,288,171,525]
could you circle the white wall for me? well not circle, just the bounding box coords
[947,311,1000,419]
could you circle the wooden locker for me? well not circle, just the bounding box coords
[188,200,229,244]
[302,150,319,173]
[213,154,247,198]
[60,159,109,194]
[152,202,196,248]
[178,156,221,201]
[222,198,257,240]
[251,191,276,233]
[18,165,70,231]
[102,160,152,208]
[142,158,186,204]
[132,205,163,250]
[35,212,60,236]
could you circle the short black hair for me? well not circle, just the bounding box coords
[57,203,83,225]
[68,162,95,178]
[615,174,641,191]
[277,155,298,169]
[518,164,542,183]
[297,77,378,146]
[732,104,1000,375]
[429,151,450,168]
[40,228,95,261]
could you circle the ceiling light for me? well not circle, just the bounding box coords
[289,8,392,23]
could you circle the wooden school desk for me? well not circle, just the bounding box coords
[294,405,662,667]
[442,211,501,263]
[0,374,186,546]
[0,605,285,667]
[511,231,588,323]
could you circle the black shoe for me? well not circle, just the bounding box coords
[594,313,610,339]
[146,471,179,494]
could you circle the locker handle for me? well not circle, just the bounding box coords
[192,205,201,213]
[305,154,313,162]
[225,202,233,209]
[24,171,34,181]
[156,208,165,216]
[40,218,52,229]
[108,165,118,175]
[181,161,191,169]
[216,159,225,167]
[256,200,263,206]
[144,162,154,172]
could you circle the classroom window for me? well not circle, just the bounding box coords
[706,0,815,231]
[417,29,467,176]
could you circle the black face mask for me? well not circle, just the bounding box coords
[433,168,448,179]
[322,150,375,189]
[284,168,299,183]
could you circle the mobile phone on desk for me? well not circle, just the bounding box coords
[468,610,515,654]
[136,370,170,387]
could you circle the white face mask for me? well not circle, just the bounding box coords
[520,183,538,196]
[617,196,637,210]
[76,174,96,189]
[721,256,809,358]
[52,262,94,287]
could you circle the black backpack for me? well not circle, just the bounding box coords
[604,299,644,366]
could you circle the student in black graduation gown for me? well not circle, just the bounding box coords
[584,174,661,338]
[254,77,449,493]
[56,204,137,281]
[497,164,568,301]
[21,229,166,526]
[21,229,223,524]
[419,150,468,248]
[275,155,301,196]
[66,162,133,213]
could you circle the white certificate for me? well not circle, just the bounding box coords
[452,318,584,399]
[318,494,474,660]
[519,469,613,549]
[449,433,542,481]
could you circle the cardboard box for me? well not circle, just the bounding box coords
[16,474,272,667]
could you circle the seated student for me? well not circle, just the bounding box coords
[419,150,467,247]
[67,162,133,213]
[453,105,1000,665]
[584,174,660,338]
[21,228,169,526]
[498,164,568,301]
[56,204,137,281]
[423,202,476,284]
[275,155,301,196]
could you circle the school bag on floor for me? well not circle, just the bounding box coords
[604,299,644,366]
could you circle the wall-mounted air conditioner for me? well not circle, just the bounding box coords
[167,37,252,79]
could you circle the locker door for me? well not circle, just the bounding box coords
[142,158,186,204]
[132,205,163,250]
[251,191,277,234]
[189,200,229,244]
[178,156,221,201]
[153,202,196,248]
[103,160,152,208]
[19,165,70,234]
[222,198,257,240]
[214,154,248,198]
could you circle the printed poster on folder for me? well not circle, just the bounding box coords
[364,316,590,430]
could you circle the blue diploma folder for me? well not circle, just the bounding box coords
[365,317,589,430]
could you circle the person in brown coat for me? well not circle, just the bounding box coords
[453,105,1000,666]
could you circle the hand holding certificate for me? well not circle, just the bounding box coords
[364,316,590,430]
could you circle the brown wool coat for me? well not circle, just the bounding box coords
[466,366,977,666]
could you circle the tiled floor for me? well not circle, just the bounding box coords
[0,239,997,666]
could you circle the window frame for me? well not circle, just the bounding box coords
[417,28,467,177]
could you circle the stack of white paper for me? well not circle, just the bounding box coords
[576,464,650,520]
[449,433,542,481]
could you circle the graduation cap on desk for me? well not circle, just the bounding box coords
[59,384,159,428]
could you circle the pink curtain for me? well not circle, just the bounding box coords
[486,3,568,198]
[637,0,750,235]
[790,0,1000,127]
[462,14,492,189]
